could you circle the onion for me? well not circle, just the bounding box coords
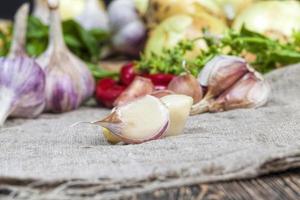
[145,14,227,57]
[233,0,300,40]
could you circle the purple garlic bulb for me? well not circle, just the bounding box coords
[0,58,46,126]
[0,4,46,126]
[37,0,95,113]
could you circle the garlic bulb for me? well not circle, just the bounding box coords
[108,0,147,56]
[114,76,154,107]
[76,0,109,31]
[168,73,203,104]
[93,95,170,144]
[160,95,193,137]
[198,55,251,100]
[0,4,45,126]
[209,72,271,112]
[37,0,95,113]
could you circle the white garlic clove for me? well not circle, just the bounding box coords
[160,95,193,137]
[168,73,203,104]
[114,76,154,107]
[209,72,271,112]
[198,55,251,99]
[37,0,95,113]
[93,95,170,144]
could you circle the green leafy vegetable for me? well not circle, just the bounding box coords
[137,26,300,75]
[87,63,119,80]
[1,16,110,64]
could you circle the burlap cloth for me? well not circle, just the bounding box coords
[0,64,300,199]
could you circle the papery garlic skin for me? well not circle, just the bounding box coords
[151,90,175,98]
[199,55,251,99]
[209,72,271,112]
[37,0,95,113]
[161,95,193,137]
[0,57,46,125]
[94,95,170,144]
[168,74,203,104]
[114,76,154,107]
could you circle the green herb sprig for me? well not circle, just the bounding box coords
[137,26,300,75]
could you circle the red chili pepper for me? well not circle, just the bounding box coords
[120,63,136,86]
[96,78,126,108]
[143,74,176,87]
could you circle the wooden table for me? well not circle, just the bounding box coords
[0,169,299,199]
[132,169,300,200]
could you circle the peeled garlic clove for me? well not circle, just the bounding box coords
[114,76,154,107]
[199,55,251,99]
[161,95,193,137]
[37,0,95,113]
[0,58,46,126]
[151,90,175,98]
[168,74,203,104]
[209,72,271,112]
[93,95,170,144]
[102,128,121,144]
[75,0,109,31]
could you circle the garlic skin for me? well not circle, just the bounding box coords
[8,4,29,58]
[161,95,193,137]
[76,0,110,31]
[93,95,170,144]
[151,90,175,98]
[198,55,251,99]
[0,58,46,126]
[209,72,271,112]
[114,76,154,107]
[37,0,95,113]
[168,74,203,104]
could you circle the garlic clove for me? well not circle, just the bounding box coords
[113,76,154,107]
[168,73,203,104]
[209,72,271,112]
[37,0,95,113]
[160,95,193,137]
[198,55,251,99]
[93,95,170,144]
[151,90,175,98]
[102,127,121,144]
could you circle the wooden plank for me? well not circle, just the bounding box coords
[133,169,300,200]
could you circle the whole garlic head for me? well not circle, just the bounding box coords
[37,0,95,112]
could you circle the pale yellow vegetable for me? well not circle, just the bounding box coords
[233,0,300,40]
[146,0,224,26]
[161,95,193,137]
[145,14,227,57]
[102,128,121,144]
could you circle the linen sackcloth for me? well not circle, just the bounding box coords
[0,64,300,199]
